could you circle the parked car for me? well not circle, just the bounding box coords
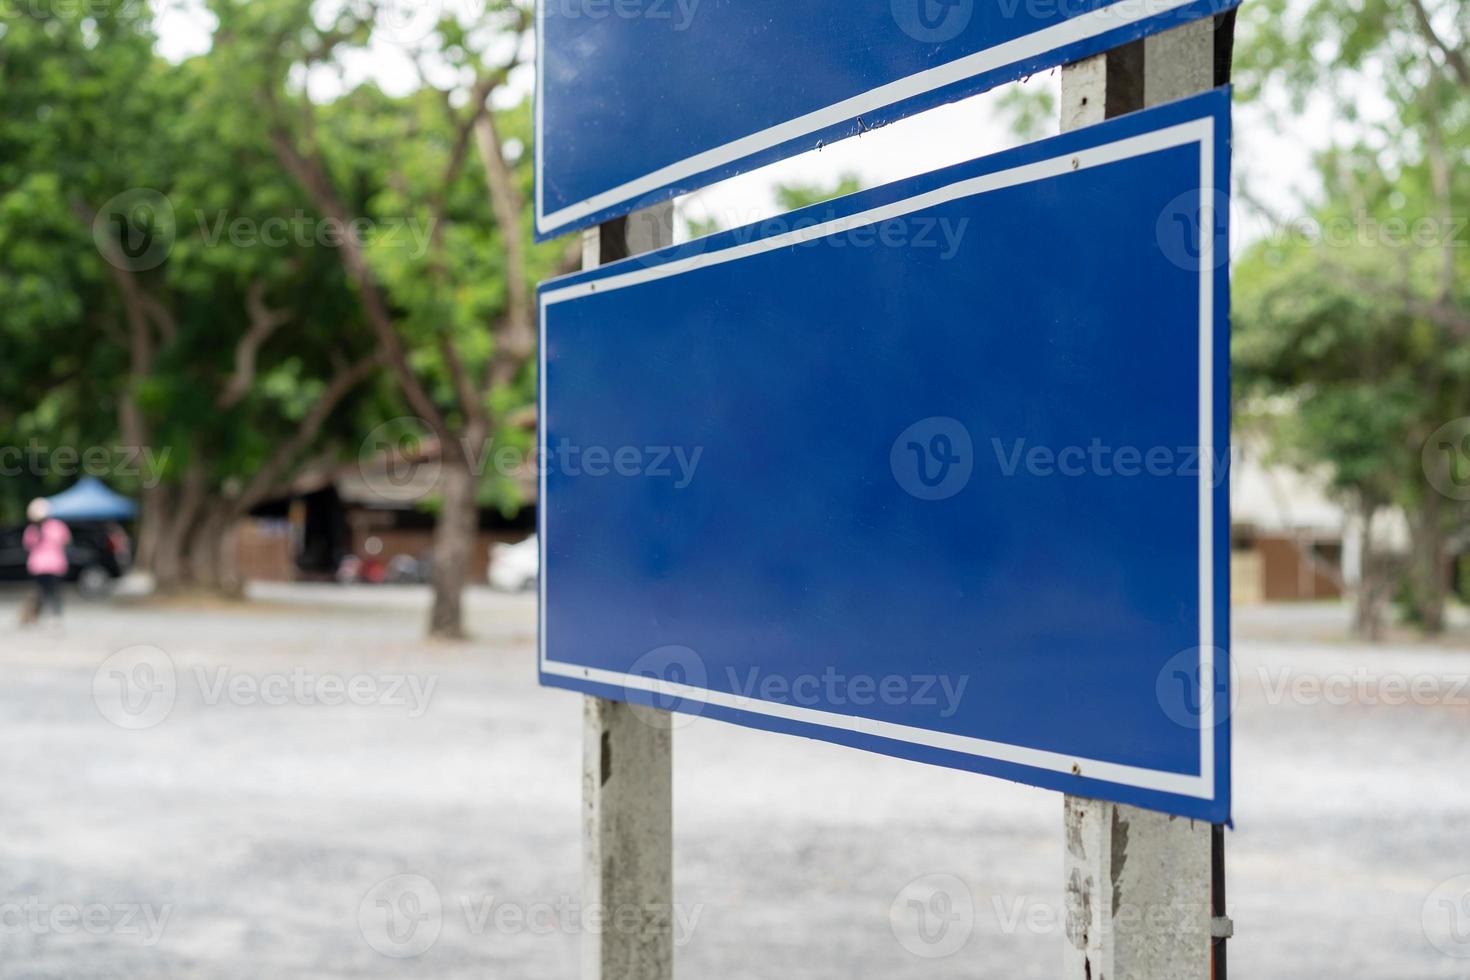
[487,535,538,592]
[0,521,132,598]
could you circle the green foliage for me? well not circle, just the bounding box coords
[773,173,864,212]
[0,0,547,531]
[1232,0,1470,626]
[993,83,1058,142]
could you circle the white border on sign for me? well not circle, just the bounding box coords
[533,0,1208,235]
[538,114,1218,801]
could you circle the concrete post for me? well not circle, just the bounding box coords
[1058,17,1224,980]
[580,202,676,980]
[1061,797,1213,979]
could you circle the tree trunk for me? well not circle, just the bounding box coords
[1351,505,1386,643]
[133,483,168,576]
[152,461,208,592]
[188,508,239,596]
[152,514,193,592]
[154,528,192,590]
[428,451,479,639]
[215,519,243,598]
[1413,468,1450,634]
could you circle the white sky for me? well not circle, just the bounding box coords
[153,0,1331,246]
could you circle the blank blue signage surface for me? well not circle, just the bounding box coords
[538,89,1231,821]
[534,0,1241,239]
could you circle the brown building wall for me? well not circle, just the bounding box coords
[1247,534,1342,601]
[234,519,295,583]
[234,514,531,584]
[343,525,528,585]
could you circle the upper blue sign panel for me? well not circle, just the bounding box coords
[534,0,1239,239]
[537,89,1232,821]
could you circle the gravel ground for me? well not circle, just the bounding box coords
[0,585,1467,978]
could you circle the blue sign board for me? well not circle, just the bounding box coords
[538,89,1231,821]
[534,0,1240,240]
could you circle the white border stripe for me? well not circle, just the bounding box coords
[541,119,1210,306]
[540,113,1218,801]
[535,0,1204,234]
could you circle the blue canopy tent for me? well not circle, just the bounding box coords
[45,477,138,522]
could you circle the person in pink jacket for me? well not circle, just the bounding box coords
[23,499,71,621]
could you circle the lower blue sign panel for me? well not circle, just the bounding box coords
[538,89,1231,822]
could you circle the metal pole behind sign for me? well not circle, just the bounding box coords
[580,205,676,980]
[1057,16,1229,980]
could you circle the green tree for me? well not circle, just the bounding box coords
[210,0,571,635]
[1233,0,1470,634]
[1,5,382,591]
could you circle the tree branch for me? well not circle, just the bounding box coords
[1421,81,1457,305]
[219,280,292,409]
[1239,187,1470,338]
[1322,263,1470,337]
[1406,0,1470,86]
[231,350,384,515]
[474,111,535,390]
[266,113,455,452]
